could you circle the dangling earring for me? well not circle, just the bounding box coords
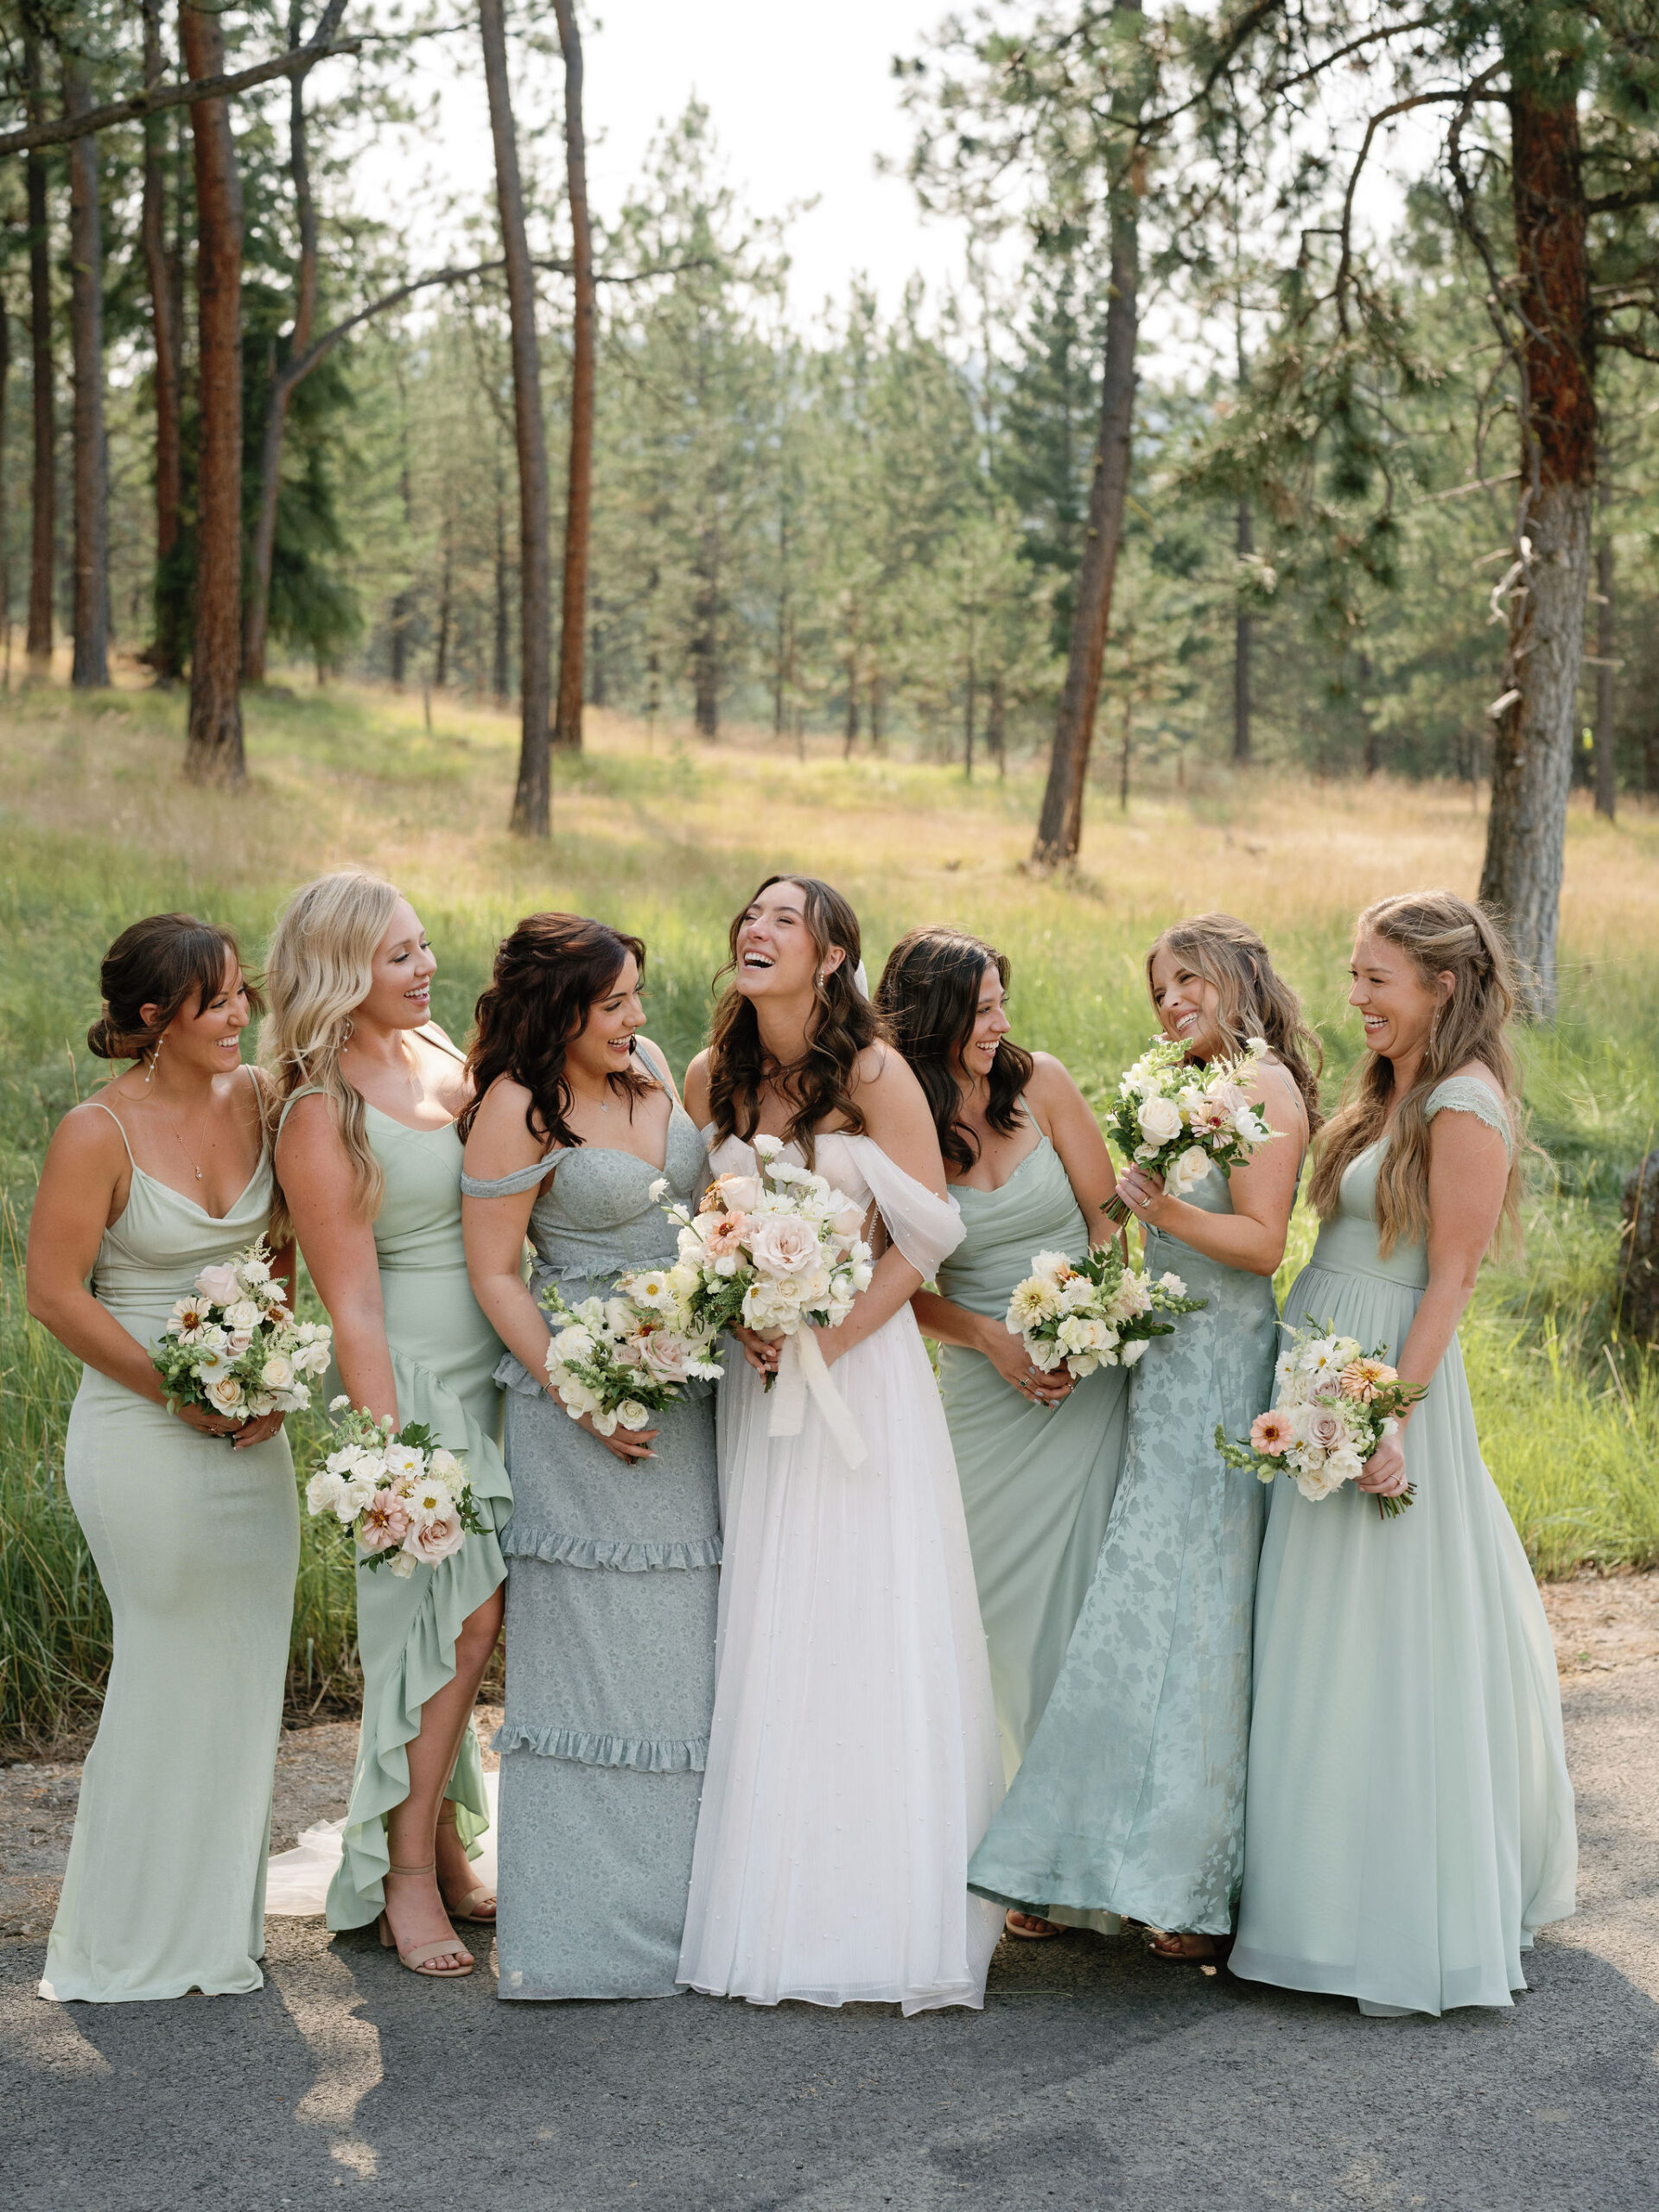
[341,1017,354,1044]
[144,1033,162,1088]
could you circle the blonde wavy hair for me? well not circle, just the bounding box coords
[260,869,401,1242]
[1146,912,1325,1135]
[1308,889,1524,1257]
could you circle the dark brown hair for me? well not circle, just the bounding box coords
[88,913,259,1062]
[707,874,880,1167]
[1147,912,1325,1135]
[875,928,1034,1176]
[1309,890,1524,1256]
[458,913,651,1150]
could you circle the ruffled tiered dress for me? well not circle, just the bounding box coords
[461,1054,719,1999]
[1230,1077,1577,2014]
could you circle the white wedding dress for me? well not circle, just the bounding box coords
[677,1130,1005,2014]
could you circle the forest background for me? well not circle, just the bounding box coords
[3,1,1659,1740]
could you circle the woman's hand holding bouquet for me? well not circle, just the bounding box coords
[541,1271,723,1467]
[1103,1034,1277,1226]
[304,1401,491,1574]
[1215,1319,1427,1519]
[151,1235,331,1443]
[1006,1243,1205,1398]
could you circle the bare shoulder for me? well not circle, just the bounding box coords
[273,1087,346,1167]
[467,1072,553,1166]
[854,1039,920,1103]
[683,1050,713,1121]
[49,1097,132,1175]
[1249,1055,1305,1118]
[1025,1051,1085,1108]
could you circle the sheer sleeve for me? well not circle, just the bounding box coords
[1424,1076,1514,1157]
[844,1138,964,1276]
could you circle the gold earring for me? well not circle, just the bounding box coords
[144,1034,162,1087]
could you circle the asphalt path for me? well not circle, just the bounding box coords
[5,1660,1656,2212]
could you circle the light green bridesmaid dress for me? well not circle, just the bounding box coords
[41,1097,300,2002]
[1231,1077,1577,2015]
[283,1054,512,1934]
[935,1127,1129,1786]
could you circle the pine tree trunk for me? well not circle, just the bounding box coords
[1032,142,1141,866]
[692,524,719,737]
[24,35,54,674]
[64,54,109,690]
[1232,498,1251,765]
[550,0,592,753]
[480,0,553,834]
[1477,86,1595,1018]
[142,0,183,680]
[435,520,452,688]
[181,0,246,785]
[988,670,1006,777]
[1594,475,1615,823]
[245,11,318,687]
[493,465,510,702]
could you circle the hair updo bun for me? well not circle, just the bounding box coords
[91,913,258,1063]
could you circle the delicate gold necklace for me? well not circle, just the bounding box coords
[168,1096,213,1181]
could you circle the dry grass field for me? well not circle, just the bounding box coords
[3,677,1658,1740]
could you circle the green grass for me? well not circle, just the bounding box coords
[2,677,1656,1739]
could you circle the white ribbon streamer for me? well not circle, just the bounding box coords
[767,1326,868,1469]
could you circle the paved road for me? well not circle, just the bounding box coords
[5,1660,1656,2212]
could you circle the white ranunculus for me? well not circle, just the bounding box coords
[335,1472,378,1522]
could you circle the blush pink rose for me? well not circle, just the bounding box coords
[832,1202,867,1242]
[711,1173,763,1214]
[1305,1407,1349,1453]
[640,1331,691,1383]
[408,1512,466,1565]
[194,1262,242,1306]
[747,1214,822,1278]
[356,1491,410,1553]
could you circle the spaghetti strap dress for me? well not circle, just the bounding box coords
[968,1150,1281,1939]
[282,1038,512,1934]
[41,1091,300,2002]
[1231,1077,1577,2014]
[461,1047,719,1999]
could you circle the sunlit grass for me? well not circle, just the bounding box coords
[3,677,1656,1737]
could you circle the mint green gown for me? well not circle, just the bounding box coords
[1231,1077,1577,2015]
[935,1130,1129,1787]
[41,1101,299,2002]
[283,1066,512,1934]
[969,1153,1278,1936]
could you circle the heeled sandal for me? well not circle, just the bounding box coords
[377,1861,474,1978]
[437,1805,496,1923]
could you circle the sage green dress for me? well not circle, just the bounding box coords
[283,1056,512,1934]
[935,1127,1129,1786]
[1231,1077,1577,2014]
[41,1101,300,2002]
[969,1153,1279,1937]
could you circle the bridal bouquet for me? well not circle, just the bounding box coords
[1215,1319,1426,1520]
[541,1274,724,1440]
[1007,1244,1205,1386]
[655,1135,874,1351]
[1102,1033,1277,1225]
[305,1402,491,1574]
[152,1235,331,1423]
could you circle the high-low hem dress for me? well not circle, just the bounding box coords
[461,1049,719,2001]
[677,1130,1004,2017]
[41,1095,300,2003]
[1230,1077,1577,2015]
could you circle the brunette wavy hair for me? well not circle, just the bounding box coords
[457,914,651,1149]
[88,913,260,1064]
[875,928,1034,1176]
[1308,890,1525,1257]
[707,874,880,1167]
[1147,912,1325,1136]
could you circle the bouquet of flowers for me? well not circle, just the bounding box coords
[151,1236,331,1423]
[541,1272,724,1441]
[1102,1033,1277,1224]
[1214,1319,1427,1519]
[1006,1244,1206,1386]
[656,1135,874,1353]
[304,1401,492,1575]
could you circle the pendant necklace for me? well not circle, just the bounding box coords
[168,1096,213,1181]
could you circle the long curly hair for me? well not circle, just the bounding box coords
[707,874,880,1167]
[259,869,401,1243]
[875,927,1033,1176]
[1309,890,1524,1257]
[1147,912,1325,1136]
[456,914,651,1149]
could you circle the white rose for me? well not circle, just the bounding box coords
[850,1261,874,1292]
[222,1299,262,1334]
[306,1467,346,1516]
[1167,1146,1212,1197]
[206,1372,245,1414]
[615,1399,652,1431]
[752,1134,784,1160]
[335,1472,378,1522]
[1136,1094,1183,1146]
[554,1325,595,1363]
[260,1352,295,1391]
[429,1447,463,1481]
[1119,1338,1150,1366]
[747,1213,823,1279]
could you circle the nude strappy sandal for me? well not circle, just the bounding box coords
[437,1805,496,1923]
[377,1861,474,1978]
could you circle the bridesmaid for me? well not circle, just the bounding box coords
[969,913,1319,1954]
[267,871,509,1980]
[878,927,1128,1941]
[28,916,299,2001]
[461,915,719,2001]
[1232,892,1576,2016]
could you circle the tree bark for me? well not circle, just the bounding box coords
[142,0,184,680]
[550,0,592,752]
[1477,86,1595,1018]
[480,0,552,834]
[691,523,719,736]
[181,0,246,786]
[1594,472,1615,823]
[493,454,510,702]
[245,6,318,686]
[1232,498,1251,765]
[435,518,453,689]
[24,34,54,674]
[1032,103,1141,866]
[65,52,110,690]
[988,669,1006,777]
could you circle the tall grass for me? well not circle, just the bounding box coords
[3,680,1656,1738]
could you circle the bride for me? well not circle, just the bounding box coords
[677,875,1004,2013]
